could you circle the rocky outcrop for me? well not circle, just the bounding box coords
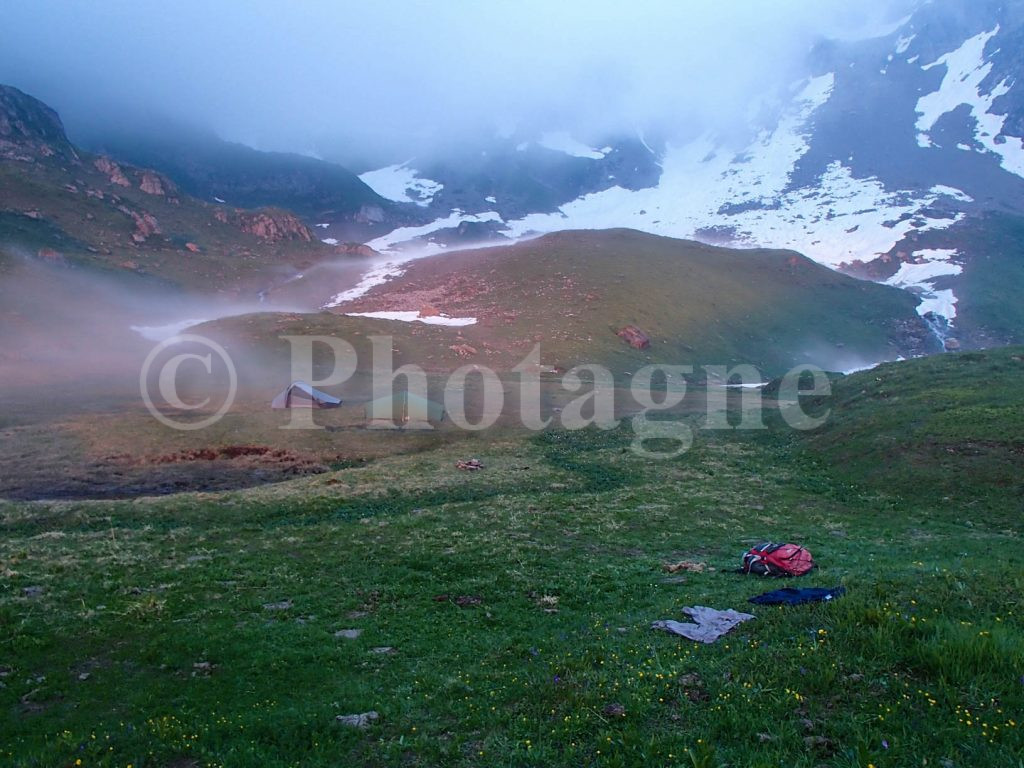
[212,207,307,241]
[449,343,478,358]
[233,209,313,242]
[139,170,175,196]
[0,84,77,163]
[92,155,179,199]
[36,248,65,265]
[616,325,651,350]
[94,156,131,187]
[334,242,381,258]
[116,204,161,242]
[354,204,385,224]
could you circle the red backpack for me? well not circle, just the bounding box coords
[741,542,815,577]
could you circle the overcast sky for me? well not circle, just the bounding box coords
[0,1,914,164]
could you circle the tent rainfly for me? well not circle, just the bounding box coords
[271,381,342,409]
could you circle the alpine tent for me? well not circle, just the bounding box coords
[270,381,342,409]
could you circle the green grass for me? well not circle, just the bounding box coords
[338,228,937,376]
[794,347,1024,507]
[1,348,1023,766]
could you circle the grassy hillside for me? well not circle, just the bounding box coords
[0,161,338,291]
[0,84,352,292]
[1,350,1021,766]
[792,346,1024,508]
[337,229,939,375]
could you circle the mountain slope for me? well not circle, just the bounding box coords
[349,0,1024,349]
[82,124,414,238]
[0,84,345,292]
[327,228,937,374]
[795,345,1024,507]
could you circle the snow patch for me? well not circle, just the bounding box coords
[915,26,1024,178]
[321,238,339,245]
[918,289,957,320]
[885,249,961,322]
[131,318,210,342]
[324,262,406,308]
[886,260,962,287]
[841,362,882,375]
[538,131,609,160]
[930,185,974,203]
[343,311,477,327]
[896,33,915,54]
[359,163,444,206]
[315,223,330,229]
[365,210,503,255]
[323,211,506,308]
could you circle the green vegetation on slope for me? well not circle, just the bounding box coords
[1,349,1021,767]
[0,160,335,291]
[795,346,1024,508]
[0,84,345,292]
[342,228,939,375]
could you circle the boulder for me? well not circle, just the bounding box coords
[616,325,651,350]
[449,343,478,358]
[334,242,381,258]
[336,711,379,728]
[139,170,173,196]
[354,204,385,224]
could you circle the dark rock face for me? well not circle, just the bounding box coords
[418,137,663,222]
[78,126,400,226]
[0,84,77,162]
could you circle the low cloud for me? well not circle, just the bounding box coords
[0,0,916,165]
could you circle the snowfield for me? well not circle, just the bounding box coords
[915,26,1024,179]
[359,163,444,206]
[499,74,961,269]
